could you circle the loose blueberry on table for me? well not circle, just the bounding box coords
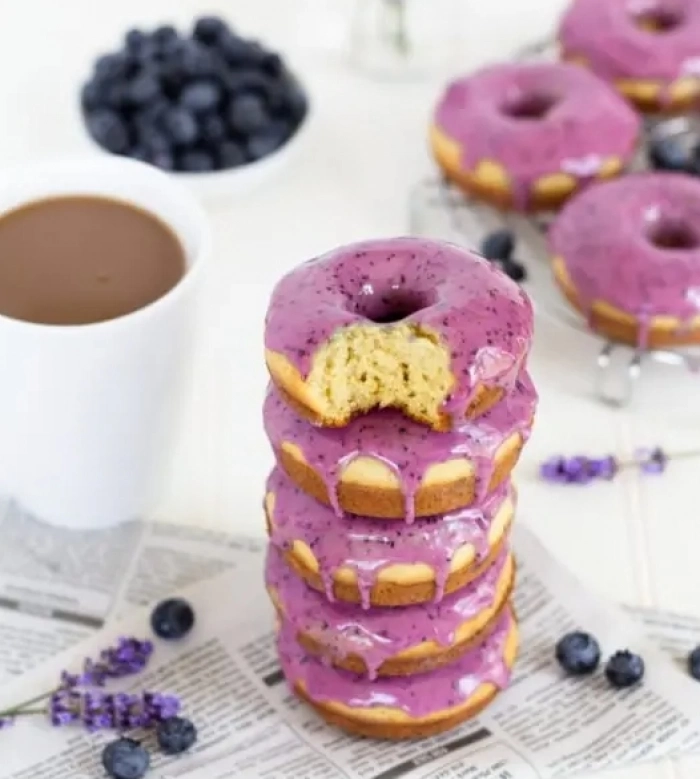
[151,597,195,640]
[157,716,198,754]
[605,650,645,688]
[102,737,150,779]
[82,16,308,173]
[688,645,700,681]
[479,229,527,284]
[555,631,601,675]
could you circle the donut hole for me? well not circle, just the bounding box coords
[354,289,435,324]
[646,219,699,250]
[634,9,683,33]
[502,91,558,120]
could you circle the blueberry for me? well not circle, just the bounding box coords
[260,52,284,77]
[193,16,230,45]
[218,35,264,67]
[125,29,147,52]
[217,140,247,169]
[162,107,199,145]
[86,109,130,154]
[649,137,688,172]
[157,716,198,755]
[151,150,175,171]
[248,120,291,160]
[151,597,196,638]
[127,74,162,106]
[138,128,171,155]
[279,80,308,123]
[555,631,601,675]
[177,149,215,173]
[95,53,129,81]
[102,738,150,779]
[228,93,268,135]
[180,80,222,114]
[200,114,227,144]
[605,650,644,688]
[178,40,217,78]
[501,259,527,283]
[221,69,269,97]
[153,25,179,48]
[81,80,105,111]
[128,145,151,163]
[481,229,515,261]
[688,646,700,680]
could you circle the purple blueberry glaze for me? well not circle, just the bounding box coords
[549,172,700,346]
[267,544,511,680]
[559,0,700,84]
[266,468,512,608]
[264,237,533,424]
[277,607,514,718]
[433,62,640,210]
[263,374,536,522]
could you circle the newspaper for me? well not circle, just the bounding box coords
[0,496,264,680]
[1,518,700,779]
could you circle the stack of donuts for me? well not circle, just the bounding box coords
[262,236,537,739]
[430,0,700,351]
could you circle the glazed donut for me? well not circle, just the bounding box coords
[264,237,533,432]
[559,0,700,113]
[277,606,518,740]
[263,374,536,522]
[266,543,515,679]
[430,62,640,212]
[549,172,700,348]
[264,467,515,608]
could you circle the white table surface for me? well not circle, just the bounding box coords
[2,1,699,776]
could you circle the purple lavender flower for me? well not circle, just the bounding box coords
[48,689,179,732]
[539,455,618,484]
[63,637,154,689]
[0,717,14,730]
[540,446,677,484]
[635,447,668,474]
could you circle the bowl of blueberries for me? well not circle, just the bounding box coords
[81,16,310,198]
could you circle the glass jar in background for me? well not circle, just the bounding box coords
[348,0,465,79]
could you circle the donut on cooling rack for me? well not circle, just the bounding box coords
[429,62,640,212]
[549,172,700,349]
[559,0,700,113]
[264,237,533,432]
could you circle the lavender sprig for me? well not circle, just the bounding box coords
[540,446,677,485]
[0,636,154,724]
[49,690,180,731]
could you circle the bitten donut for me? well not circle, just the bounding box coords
[264,237,533,432]
[265,468,515,608]
[550,172,700,348]
[264,374,536,522]
[278,607,518,740]
[430,62,640,212]
[267,544,515,679]
[559,0,700,113]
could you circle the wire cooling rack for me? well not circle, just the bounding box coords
[408,37,700,407]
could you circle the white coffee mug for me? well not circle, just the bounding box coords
[0,157,210,529]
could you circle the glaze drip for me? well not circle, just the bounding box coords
[433,62,640,209]
[265,468,512,607]
[277,607,514,718]
[549,172,700,343]
[263,373,536,522]
[264,237,533,421]
[267,544,511,680]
